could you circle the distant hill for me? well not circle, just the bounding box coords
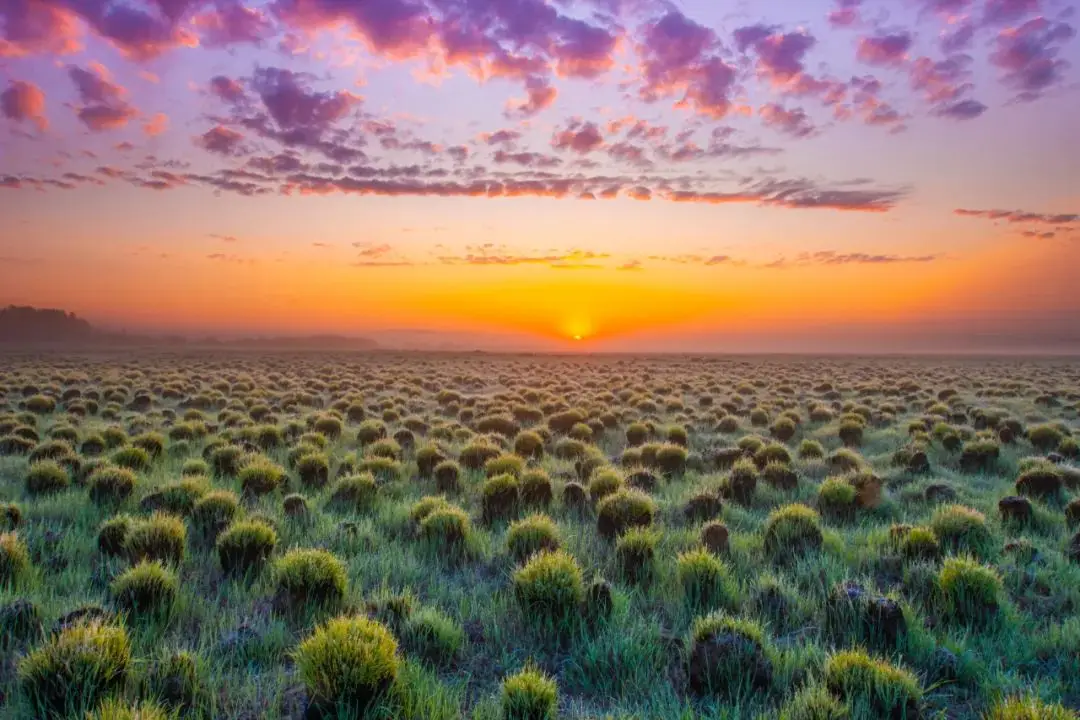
[0,305,377,350]
[0,306,95,342]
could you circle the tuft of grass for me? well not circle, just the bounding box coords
[763,503,823,561]
[1,532,31,587]
[273,548,348,614]
[984,696,1078,719]
[501,664,558,720]
[596,488,655,539]
[17,620,131,719]
[939,556,1003,626]
[507,513,561,563]
[823,649,921,719]
[678,548,736,611]
[110,560,179,618]
[295,615,400,714]
[217,519,278,576]
[931,505,994,558]
[513,549,585,629]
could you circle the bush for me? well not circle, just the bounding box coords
[678,548,735,610]
[1016,464,1063,499]
[763,504,823,561]
[984,696,1078,720]
[501,665,558,720]
[434,460,461,493]
[507,514,561,563]
[778,686,849,720]
[520,469,553,508]
[210,445,244,476]
[818,477,858,519]
[274,548,348,613]
[402,606,464,665]
[111,561,178,617]
[588,468,623,503]
[728,458,758,504]
[615,526,658,582]
[98,515,132,557]
[416,445,445,479]
[1,532,30,587]
[823,650,921,719]
[596,488,656,539]
[17,620,131,719]
[420,506,473,553]
[87,465,137,505]
[329,473,378,511]
[798,439,825,460]
[482,473,520,522]
[513,431,544,459]
[656,443,688,474]
[192,490,240,538]
[295,615,399,714]
[486,453,525,478]
[25,460,70,495]
[181,458,209,477]
[838,420,864,446]
[126,513,186,565]
[931,505,994,557]
[939,556,1003,626]
[112,446,152,472]
[513,550,585,627]
[239,457,286,496]
[459,441,500,470]
[687,611,773,696]
[1028,423,1065,452]
[901,526,940,562]
[217,520,278,576]
[296,452,330,488]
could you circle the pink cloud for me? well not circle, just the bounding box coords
[857,32,914,66]
[68,64,137,131]
[143,112,168,136]
[1,80,48,131]
[552,120,604,154]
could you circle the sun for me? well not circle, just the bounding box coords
[573,334,583,341]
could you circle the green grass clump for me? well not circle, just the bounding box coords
[687,611,773,696]
[402,606,464,665]
[520,469,553,508]
[125,513,186,565]
[615,526,659,582]
[87,465,137,505]
[678,548,736,611]
[91,699,173,720]
[763,504,823,561]
[939,556,1003,626]
[295,615,399,714]
[209,445,244,476]
[984,696,1078,719]
[507,514,561,563]
[434,459,461,493]
[778,685,850,720]
[217,519,278,576]
[181,458,209,477]
[588,468,623,503]
[513,550,585,627]
[819,477,858,519]
[823,649,921,719]
[296,452,330,488]
[111,446,151,472]
[420,505,473,554]
[238,457,286,496]
[328,473,378,511]
[110,560,178,618]
[901,526,941,561]
[144,477,208,515]
[501,665,558,720]
[274,548,348,613]
[97,515,132,557]
[17,620,131,719]
[482,473,520,522]
[596,488,655,539]
[931,505,994,558]
[1028,423,1065,452]
[191,490,240,538]
[0,598,42,648]
[513,431,544,458]
[486,453,526,478]
[1,532,31,587]
[25,460,70,496]
[656,443,688,474]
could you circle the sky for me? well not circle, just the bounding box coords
[1,0,1079,353]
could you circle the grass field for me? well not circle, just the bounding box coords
[1,351,1079,719]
